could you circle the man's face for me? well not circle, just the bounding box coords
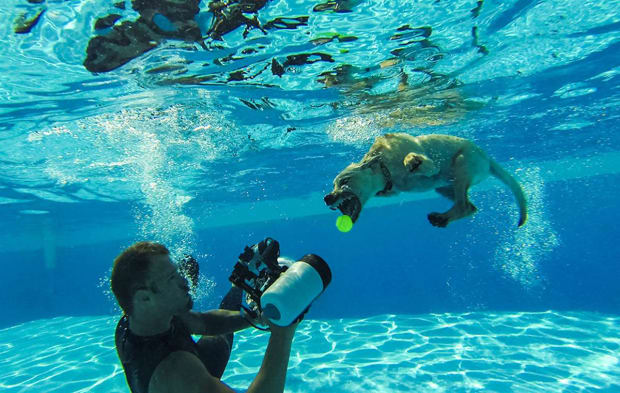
[146,254,193,315]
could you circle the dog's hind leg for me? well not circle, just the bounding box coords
[428,153,478,227]
[434,186,455,200]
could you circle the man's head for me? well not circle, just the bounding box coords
[111,242,192,316]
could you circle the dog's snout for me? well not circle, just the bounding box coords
[324,193,336,205]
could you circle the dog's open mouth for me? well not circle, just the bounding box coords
[324,191,362,223]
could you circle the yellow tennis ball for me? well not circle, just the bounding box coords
[336,215,353,232]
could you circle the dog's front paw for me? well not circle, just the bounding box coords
[428,212,449,228]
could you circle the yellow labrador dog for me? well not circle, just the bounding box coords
[324,133,527,228]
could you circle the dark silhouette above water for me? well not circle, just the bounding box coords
[82,0,341,80]
[83,0,301,73]
[13,0,46,34]
[84,0,204,73]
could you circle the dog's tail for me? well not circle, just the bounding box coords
[489,160,527,227]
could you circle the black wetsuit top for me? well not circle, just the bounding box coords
[115,315,199,393]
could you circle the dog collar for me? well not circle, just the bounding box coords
[376,161,393,196]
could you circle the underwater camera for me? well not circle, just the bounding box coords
[229,238,332,326]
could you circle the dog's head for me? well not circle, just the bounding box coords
[324,157,387,223]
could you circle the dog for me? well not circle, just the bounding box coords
[324,133,527,228]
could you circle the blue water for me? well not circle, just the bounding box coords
[1,0,619,392]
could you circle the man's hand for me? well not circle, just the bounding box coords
[240,307,270,330]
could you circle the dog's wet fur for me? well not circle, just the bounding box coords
[324,133,527,228]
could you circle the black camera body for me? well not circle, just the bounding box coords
[229,238,332,326]
[229,238,286,316]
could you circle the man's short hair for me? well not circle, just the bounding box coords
[111,241,169,315]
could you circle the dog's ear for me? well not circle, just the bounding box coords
[403,152,438,176]
[360,154,381,170]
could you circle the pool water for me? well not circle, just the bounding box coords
[1,0,619,392]
[1,312,618,392]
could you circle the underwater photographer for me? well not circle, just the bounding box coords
[110,237,331,393]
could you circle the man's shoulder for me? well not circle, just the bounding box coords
[114,315,128,351]
[115,315,128,330]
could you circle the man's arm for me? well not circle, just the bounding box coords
[246,323,296,393]
[178,309,251,336]
[150,351,235,393]
[150,322,298,393]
